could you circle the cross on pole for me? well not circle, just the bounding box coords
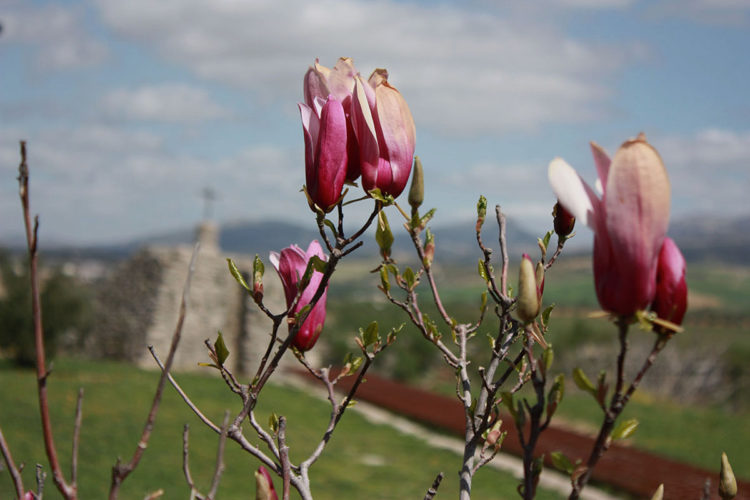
[201,187,218,220]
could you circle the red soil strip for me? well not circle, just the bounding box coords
[297,369,749,499]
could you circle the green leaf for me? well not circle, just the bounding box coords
[572,367,596,395]
[542,230,553,251]
[227,258,250,291]
[612,418,639,440]
[379,266,390,293]
[499,391,517,419]
[476,195,487,225]
[368,188,394,205]
[309,255,327,273]
[542,347,554,372]
[295,304,312,322]
[252,254,264,285]
[360,321,380,348]
[323,218,337,237]
[419,208,436,228]
[403,267,416,289]
[550,451,575,475]
[214,331,230,366]
[546,373,565,420]
[349,356,364,372]
[375,211,394,258]
[268,413,279,434]
[477,259,490,284]
[541,303,555,328]
[479,291,488,314]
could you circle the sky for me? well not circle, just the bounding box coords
[1,0,749,246]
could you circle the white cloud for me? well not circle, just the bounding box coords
[656,129,750,216]
[101,84,231,123]
[3,2,108,70]
[0,125,306,245]
[94,0,645,135]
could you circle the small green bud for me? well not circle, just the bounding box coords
[476,195,487,232]
[252,254,264,303]
[423,228,435,268]
[408,156,424,212]
[719,452,737,499]
[376,211,394,259]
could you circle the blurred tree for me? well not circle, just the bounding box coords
[0,251,92,366]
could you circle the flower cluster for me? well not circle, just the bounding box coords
[548,133,687,325]
[300,57,416,212]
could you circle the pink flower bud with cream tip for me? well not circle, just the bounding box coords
[303,57,362,182]
[351,68,416,198]
[549,134,671,316]
[255,466,278,500]
[270,241,328,351]
[651,237,687,327]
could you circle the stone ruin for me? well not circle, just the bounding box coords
[90,221,315,374]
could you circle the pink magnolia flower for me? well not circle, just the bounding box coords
[304,57,361,182]
[548,134,671,316]
[351,68,416,198]
[651,237,688,326]
[299,95,348,213]
[270,241,328,351]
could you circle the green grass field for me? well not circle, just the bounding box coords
[0,358,562,499]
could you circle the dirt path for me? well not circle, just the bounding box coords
[292,369,749,500]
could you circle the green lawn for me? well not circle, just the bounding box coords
[0,358,561,499]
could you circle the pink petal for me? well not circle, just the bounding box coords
[373,78,416,196]
[311,97,348,210]
[303,59,330,108]
[548,158,601,230]
[590,141,610,195]
[604,136,671,310]
[325,57,357,102]
[351,76,380,191]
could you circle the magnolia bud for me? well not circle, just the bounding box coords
[255,466,279,500]
[719,452,737,500]
[649,484,664,500]
[376,211,394,260]
[535,261,545,295]
[408,156,424,212]
[552,201,575,237]
[517,254,541,323]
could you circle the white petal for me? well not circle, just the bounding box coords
[269,251,280,271]
[548,157,601,230]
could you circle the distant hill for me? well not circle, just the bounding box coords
[8,213,749,265]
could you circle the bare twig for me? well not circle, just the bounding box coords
[149,347,221,434]
[36,464,46,499]
[0,424,26,498]
[496,206,510,297]
[278,417,291,500]
[17,141,76,499]
[206,412,230,500]
[71,388,84,486]
[109,243,200,499]
[182,425,198,495]
[423,472,444,500]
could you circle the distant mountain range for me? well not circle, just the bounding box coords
[5,213,749,265]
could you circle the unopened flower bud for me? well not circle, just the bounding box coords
[253,255,265,303]
[408,156,424,213]
[552,201,575,237]
[423,228,435,268]
[649,484,664,500]
[376,211,394,260]
[535,261,545,295]
[719,452,737,499]
[517,254,541,323]
[255,466,279,500]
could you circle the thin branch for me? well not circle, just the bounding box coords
[206,412,230,500]
[496,206,510,297]
[0,424,26,498]
[182,425,198,496]
[278,417,291,500]
[149,347,221,433]
[17,140,76,499]
[423,472,444,500]
[71,388,84,486]
[109,243,200,499]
